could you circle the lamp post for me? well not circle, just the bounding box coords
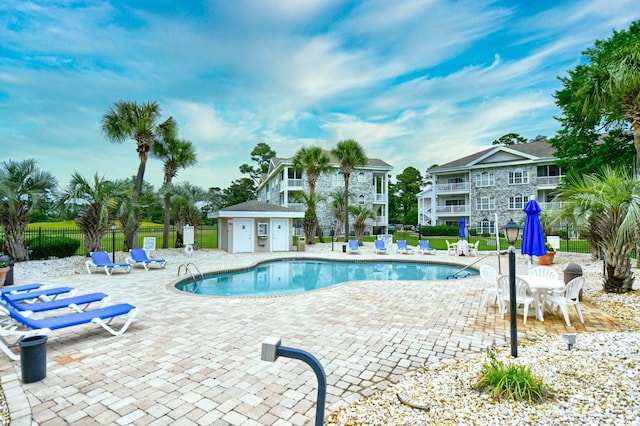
[331,222,336,252]
[110,223,116,263]
[502,219,521,358]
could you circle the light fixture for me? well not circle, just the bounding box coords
[502,219,522,358]
[563,333,576,350]
[502,219,521,245]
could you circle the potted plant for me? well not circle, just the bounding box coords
[538,242,556,265]
[0,260,9,287]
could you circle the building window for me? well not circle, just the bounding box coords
[475,219,495,235]
[358,195,365,205]
[357,171,365,183]
[333,171,344,186]
[475,172,495,187]
[509,169,529,185]
[509,194,529,209]
[476,196,495,210]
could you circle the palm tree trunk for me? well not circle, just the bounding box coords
[4,222,28,261]
[343,174,350,242]
[163,193,171,249]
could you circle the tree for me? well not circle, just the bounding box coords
[348,204,376,245]
[391,166,424,221]
[295,192,325,244]
[101,100,177,248]
[557,166,640,292]
[491,133,527,145]
[171,182,206,248]
[222,178,256,207]
[0,159,57,261]
[61,173,128,256]
[328,189,353,242]
[554,20,640,172]
[239,142,276,184]
[151,135,197,248]
[331,139,368,242]
[292,146,331,243]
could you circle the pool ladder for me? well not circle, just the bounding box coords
[177,263,203,281]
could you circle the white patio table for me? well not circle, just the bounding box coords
[518,275,565,321]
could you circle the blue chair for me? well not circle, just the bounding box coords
[0,302,138,360]
[396,240,414,254]
[374,239,387,254]
[126,248,167,270]
[85,251,132,275]
[3,286,76,303]
[418,240,436,255]
[2,292,110,315]
[347,240,360,254]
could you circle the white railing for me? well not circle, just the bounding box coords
[435,205,470,215]
[538,201,565,211]
[537,176,563,186]
[286,203,306,211]
[287,179,304,188]
[374,193,386,202]
[435,182,470,193]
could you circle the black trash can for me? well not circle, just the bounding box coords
[564,263,583,301]
[0,255,14,286]
[19,335,48,383]
[342,244,347,253]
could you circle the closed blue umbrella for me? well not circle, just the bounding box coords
[521,199,546,259]
[458,217,466,239]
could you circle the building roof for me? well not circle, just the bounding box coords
[213,200,305,218]
[429,141,556,173]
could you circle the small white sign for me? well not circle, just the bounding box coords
[143,237,156,252]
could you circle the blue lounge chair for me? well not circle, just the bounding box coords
[3,286,76,303]
[1,292,110,315]
[418,240,436,255]
[0,283,45,295]
[126,248,167,270]
[85,251,132,275]
[0,302,138,360]
[374,239,388,254]
[396,240,414,254]
[348,239,360,254]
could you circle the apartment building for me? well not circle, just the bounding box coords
[418,141,563,234]
[256,151,393,236]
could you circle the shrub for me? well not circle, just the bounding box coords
[474,348,548,403]
[469,229,477,236]
[27,236,80,260]
[420,225,459,236]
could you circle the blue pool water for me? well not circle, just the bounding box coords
[176,259,477,297]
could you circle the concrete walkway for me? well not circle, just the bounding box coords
[1,244,625,425]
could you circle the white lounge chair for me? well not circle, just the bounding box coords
[85,251,132,275]
[126,248,167,270]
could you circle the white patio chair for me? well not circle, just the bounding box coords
[546,276,585,327]
[469,240,480,256]
[528,266,560,312]
[445,240,457,256]
[498,275,535,324]
[479,265,501,310]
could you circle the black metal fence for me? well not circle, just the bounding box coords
[2,225,218,260]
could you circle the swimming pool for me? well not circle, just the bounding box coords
[176,259,477,297]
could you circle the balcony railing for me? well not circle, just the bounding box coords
[287,178,304,188]
[537,176,563,186]
[374,193,386,202]
[435,205,470,215]
[286,202,306,211]
[435,182,470,194]
[538,201,565,211]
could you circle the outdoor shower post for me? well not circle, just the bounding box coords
[261,337,326,426]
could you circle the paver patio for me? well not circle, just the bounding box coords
[1,245,624,425]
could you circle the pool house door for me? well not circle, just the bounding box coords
[271,219,289,251]
[233,218,254,253]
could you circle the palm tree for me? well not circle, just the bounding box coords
[61,173,128,256]
[292,146,331,243]
[557,166,640,292]
[348,204,376,245]
[295,192,326,244]
[101,100,176,248]
[0,159,56,261]
[331,139,368,242]
[151,136,197,249]
[328,189,354,242]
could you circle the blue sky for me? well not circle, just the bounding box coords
[0,1,637,192]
